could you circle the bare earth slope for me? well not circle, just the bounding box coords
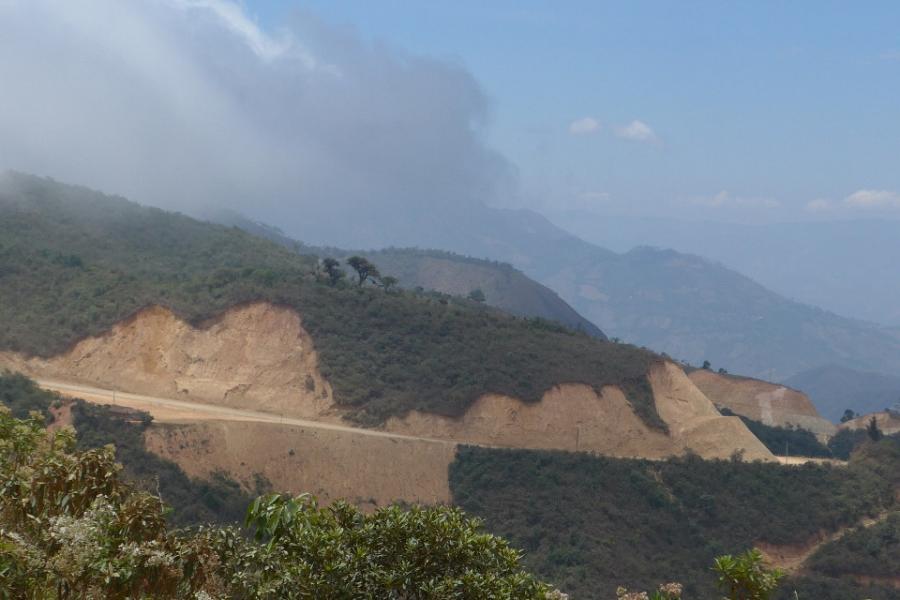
[689,369,836,440]
[0,301,771,460]
[840,411,900,436]
[2,302,775,504]
[1,303,335,419]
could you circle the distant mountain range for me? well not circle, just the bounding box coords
[548,212,900,327]
[255,202,900,382]
[208,211,604,338]
[784,365,900,422]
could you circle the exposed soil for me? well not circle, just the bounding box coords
[387,362,774,462]
[840,411,900,436]
[757,512,891,575]
[689,369,836,440]
[1,303,336,420]
[2,302,783,506]
[145,421,456,508]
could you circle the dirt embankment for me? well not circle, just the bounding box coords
[145,421,456,507]
[386,362,773,462]
[840,411,900,436]
[1,303,336,420]
[688,369,836,440]
[4,301,777,505]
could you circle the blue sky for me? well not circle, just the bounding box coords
[247,0,900,222]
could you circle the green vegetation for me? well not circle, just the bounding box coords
[827,427,900,460]
[361,247,606,338]
[0,371,56,421]
[0,174,661,427]
[806,513,900,580]
[0,408,555,598]
[0,372,254,526]
[718,408,831,458]
[712,549,783,600]
[449,443,900,600]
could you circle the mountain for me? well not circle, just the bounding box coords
[548,212,900,327]
[270,200,900,382]
[204,211,604,338]
[0,172,653,427]
[784,365,900,422]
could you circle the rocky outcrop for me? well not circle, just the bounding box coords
[688,369,836,440]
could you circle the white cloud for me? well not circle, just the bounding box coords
[568,117,601,135]
[614,120,658,143]
[844,189,900,209]
[691,190,780,209]
[805,198,833,213]
[0,0,514,247]
[172,0,291,61]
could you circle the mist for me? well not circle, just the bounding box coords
[0,0,514,247]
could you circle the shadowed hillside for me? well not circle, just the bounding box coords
[785,364,900,422]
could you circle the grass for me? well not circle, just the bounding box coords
[0,173,663,427]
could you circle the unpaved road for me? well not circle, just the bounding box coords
[38,379,456,448]
[37,379,842,466]
[759,511,892,574]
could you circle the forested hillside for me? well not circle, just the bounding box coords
[0,173,661,427]
[450,442,900,599]
[207,211,605,338]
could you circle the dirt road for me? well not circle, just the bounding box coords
[38,379,455,448]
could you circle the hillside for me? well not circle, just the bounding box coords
[840,411,900,437]
[0,372,255,526]
[206,211,605,338]
[687,369,835,439]
[280,201,900,382]
[365,249,605,338]
[0,172,661,427]
[549,212,900,327]
[450,440,900,600]
[784,364,900,422]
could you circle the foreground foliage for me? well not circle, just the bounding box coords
[0,408,556,598]
[0,173,662,427]
[0,372,254,527]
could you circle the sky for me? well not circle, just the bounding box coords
[1,0,899,227]
[251,0,900,222]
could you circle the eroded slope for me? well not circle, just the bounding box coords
[688,369,836,439]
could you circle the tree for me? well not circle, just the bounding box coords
[217,493,554,599]
[702,360,712,370]
[866,416,883,441]
[0,407,219,598]
[346,256,380,286]
[0,409,557,599]
[379,275,398,292]
[718,367,729,375]
[712,548,784,600]
[468,288,486,303]
[840,409,857,423]
[321,257,345,286]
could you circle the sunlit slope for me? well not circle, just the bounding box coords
[0,172,660,427]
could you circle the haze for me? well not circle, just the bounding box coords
[2,0,899,324]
